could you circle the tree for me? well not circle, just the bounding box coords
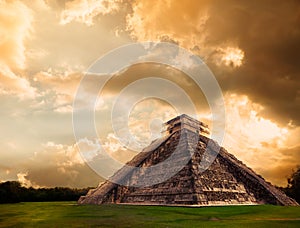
[0,181,24,203]
[286,166,300,203]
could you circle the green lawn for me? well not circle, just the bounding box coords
[0,202,299,227]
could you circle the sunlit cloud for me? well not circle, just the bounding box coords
[17,172,37,188]
[76,138,102,162]
[125,0,246,71]
[222,93,299,186]
[125,0,209,49]
[224,94,288,151]
[0,0,33,69]
[216,47,245,67]
[0,64,36,99]
[0,0,36,98]
[60,0,122,26]
[41,141,84,167]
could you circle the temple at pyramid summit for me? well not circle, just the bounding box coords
[78,114,298,206]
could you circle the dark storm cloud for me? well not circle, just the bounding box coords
[127,0,300,125]
[205,0,300,125]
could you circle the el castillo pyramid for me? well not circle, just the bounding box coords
[78,114,298,206]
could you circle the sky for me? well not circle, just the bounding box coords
[0,0,299,188]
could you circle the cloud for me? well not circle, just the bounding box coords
[17,172,35,188]
[256,146,300,186]
[76,138,102,162]
[212,47,244,68]
[223,94,288,150]
[31,69,83,113]
[0,1,36,98]
[0,0,33,69]
[0,64,36,99]
[77,135,133,166]
[17,141,101,188]
[127,99,177,142]
[125,0,300,126]
[126,0,209,47]
[60,0,122,26]
[42,141,84,166]
[223,93,300,186]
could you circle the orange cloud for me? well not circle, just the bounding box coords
[0,0,35,98]
[126,0,209,47]
[212,47,244,68]
[0,1,33,69]
[125,0,245,69]
[60,0,122,26]
[0,64,36,99]
[223,93,300,186]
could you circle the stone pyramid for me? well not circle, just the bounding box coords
[78,115,298,206]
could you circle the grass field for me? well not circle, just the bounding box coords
[0,202,299,227]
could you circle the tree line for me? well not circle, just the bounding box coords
[0,181,92,203]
